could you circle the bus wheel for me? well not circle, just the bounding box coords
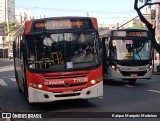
[128,79,137,85]
[15,72,22,93]
[23,79,28,98]
[18,83,22,93]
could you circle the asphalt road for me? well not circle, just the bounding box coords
[0,59,160,121]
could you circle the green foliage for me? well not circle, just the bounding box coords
[0,22,19,34]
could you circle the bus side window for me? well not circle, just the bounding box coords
[20,40,24,60]
[13,41,16,58]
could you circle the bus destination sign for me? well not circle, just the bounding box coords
[113,31,149,37]
[126,31,148,37]
[33,19,92,31]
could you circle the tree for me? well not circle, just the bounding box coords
[134,0,160,54]
[0,22,19,35]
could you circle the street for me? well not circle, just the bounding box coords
[0,59,160,121]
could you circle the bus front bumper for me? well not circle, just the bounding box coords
[28,82,103,103]
[108,68,153,80]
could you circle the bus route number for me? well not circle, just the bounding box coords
[127,32,144,37]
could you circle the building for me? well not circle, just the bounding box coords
[0,0,15,23]
[155,0,160,44]
[121,8,152,30]
[124,19,144,29]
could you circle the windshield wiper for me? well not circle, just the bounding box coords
[42,31,56,43]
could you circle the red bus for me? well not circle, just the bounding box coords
[13,17,103,103]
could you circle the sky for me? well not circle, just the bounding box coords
[15,0,147,27]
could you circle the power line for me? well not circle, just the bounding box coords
[98,17,134,19]
[16,5,136,14]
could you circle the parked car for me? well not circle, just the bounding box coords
[9,51,13,59]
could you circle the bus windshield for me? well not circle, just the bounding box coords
[111,39,152,60]
[26,31,100,71]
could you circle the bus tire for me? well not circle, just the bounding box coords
[18,83,22,93]
[157,65,160,72]
[128,79,137,85]
[15,72,22,93]
[23,79,28,99]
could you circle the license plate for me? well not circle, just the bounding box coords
[131,73,138,77]
[61,90,74,95]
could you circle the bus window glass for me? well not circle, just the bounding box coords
[26,31,100,71]
[111,39,151,60]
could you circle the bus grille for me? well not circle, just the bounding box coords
[47,82,87,88]
[121,71,146,76]
[54,93,81,97]
[42,72,89,88]
[42,72,88,80]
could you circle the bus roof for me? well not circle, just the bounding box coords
[13,16,98,37]
[29,16,97,21]
[99,28,150,38]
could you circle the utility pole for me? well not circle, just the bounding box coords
[6,0,10,44]
[4,0,10,58]
[86,12,89,17]
[4,0,6,22]
[0,25,5,58]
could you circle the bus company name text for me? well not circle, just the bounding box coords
[44,78,88,85]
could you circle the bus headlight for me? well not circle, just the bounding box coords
[111,65,116,70]
[38,84,43,89]
[32,83,37,88]
[116,67,121,73]
[147,65,152,72]
[111,65,121,73]
[91,80,96,85]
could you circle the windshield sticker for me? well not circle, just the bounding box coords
[66,62,73,69]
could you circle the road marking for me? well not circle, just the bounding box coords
[0,79,7,86]
[125,85,134,87]
[0,66,14,72]
[0,65,13,69]
[0,76,15,79]
[148,90,160,94]
[99,97,103,99]
[10,78,16,81]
